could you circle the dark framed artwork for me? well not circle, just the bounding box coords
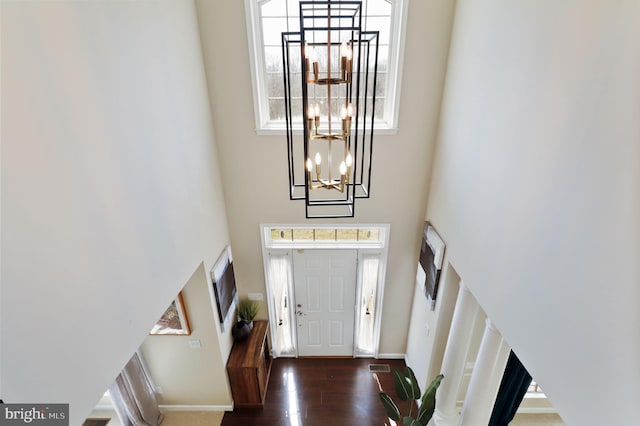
[149,292,191,335]
[211,245,237,332]
[418,223,445,310]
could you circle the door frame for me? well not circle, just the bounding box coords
[260,224,390,358]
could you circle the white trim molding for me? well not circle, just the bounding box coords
[94,403,234,413]
[516,407,559,414]
[158,404,234,412]
[377,353,406,359]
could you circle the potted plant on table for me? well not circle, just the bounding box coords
[232,298,260,341]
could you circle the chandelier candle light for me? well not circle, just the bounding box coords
[282,0,379,218]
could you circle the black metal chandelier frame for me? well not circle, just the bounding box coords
[282,0,379,218]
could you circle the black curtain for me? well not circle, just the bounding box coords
[488,350,532,426]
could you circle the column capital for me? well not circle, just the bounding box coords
[485,318,501,334]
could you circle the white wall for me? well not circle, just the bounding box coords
[1,1,231,423]
[406,279,436,388]
[426,0,640,424]
[194,0,457,356]
[406,259,462,392]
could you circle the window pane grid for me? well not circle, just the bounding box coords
[251,0,401,129]
[268,227,383,243]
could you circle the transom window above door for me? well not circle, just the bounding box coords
[245,0,408,133]
[264,225,387,248]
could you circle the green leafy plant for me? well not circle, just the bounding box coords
[379,367,444,426]
[237,298,260,323]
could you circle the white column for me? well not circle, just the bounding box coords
[433,283,479,426]
[459,318,511,426]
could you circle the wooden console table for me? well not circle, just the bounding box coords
[226,320,272,407]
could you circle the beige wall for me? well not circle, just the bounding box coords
[140,262,232,407]
[195,0,457,355]
[1,1,231,423]
[426,0,640,423]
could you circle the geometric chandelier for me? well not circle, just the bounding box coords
[282,0,379,218]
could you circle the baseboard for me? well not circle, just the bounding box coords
[159,404,233,412]
[376,353,406,359]
[516,407,558,414]
[92,406,116,411]
[95,404,233,412]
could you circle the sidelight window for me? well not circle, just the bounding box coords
[266,251,295,356]
[355,253,381,355]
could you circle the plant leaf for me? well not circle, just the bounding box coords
[417,374,444,425]
[423,374,444,399]
[406,367,421,400]
[379,392,401,421]
[403,416,420,426]
[392,368,412,401]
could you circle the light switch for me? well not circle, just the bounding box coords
[248,293,263,301]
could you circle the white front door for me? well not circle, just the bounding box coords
[293,249,357,356]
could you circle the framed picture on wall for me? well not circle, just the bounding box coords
[418,223,445,310]
[211,245,237,332]
[149,292,191,335]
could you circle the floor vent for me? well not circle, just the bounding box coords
[368,364,391,373]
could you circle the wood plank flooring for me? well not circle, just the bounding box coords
[222,357,414,426]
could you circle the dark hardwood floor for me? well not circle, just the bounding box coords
[222,357,414,426]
